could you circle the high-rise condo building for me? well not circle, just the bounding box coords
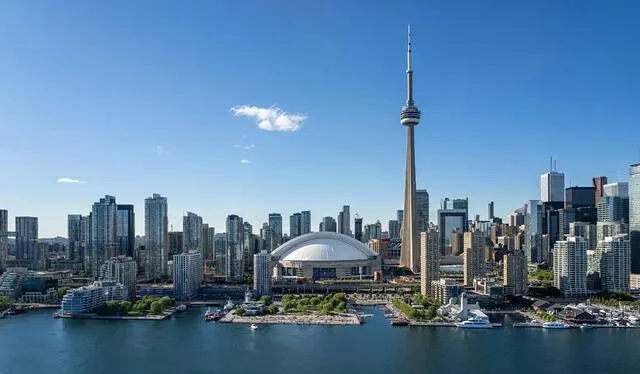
[116,204,135,257]
[525,200,543,263]
[15,216,38,265]
[504,250,528,295]
[253,250,272,296]
[321,216,337,233]
[90,195,117,278]
[541,171,565,204]
[226,215,245,283]
[597,235,631,292]
[182,212,203,253]
[569,222,597,251]
[68,214,82,262]
[146,194,168,280]
[290,212,301,238]
[420,229,439,296]
[100,255,137,300]
[364,221,382,242]
[301,211,311,235]
[213,233,227,275]
[173,251,202,301]
[416,190,429,233]
[80,214,92,271]
[399,26,421,274]
[553,236,588,297]
[488,201,495,220]
[630,163,640,273]
[597,222,629,242]
[388,220,401,240]
[0,210,7,272]
[201,224,215,271]
[168,231,183,257]
[354,217,363,242]
[268,213,283,249]
[463,230,485,286]
[598,196,629,223]
[242,222,255,272]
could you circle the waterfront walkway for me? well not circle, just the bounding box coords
[220,311,361,325]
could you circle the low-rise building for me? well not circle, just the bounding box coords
[60,281,124,315]
[20,288,58,304]
[431,278,465,304]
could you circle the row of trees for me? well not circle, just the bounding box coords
[0,296,14,311]
[392,299,438,321]
[591,291,639,307]
[96,296,177,316]
[281,293,347,314]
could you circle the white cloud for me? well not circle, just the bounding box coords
[58,177,85,184]
[243,144,255,150]
[240,159,251,164]
[155,145,168,156]
[231,105,306,132]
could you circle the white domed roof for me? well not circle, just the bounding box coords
[271,232,378,262]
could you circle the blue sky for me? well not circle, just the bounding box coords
[1,1,639,237]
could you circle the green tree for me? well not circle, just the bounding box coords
[0,296,14,310]
[425,306,437,320]
[57,287,71,299]
[266,305,279,314]
[150,301,163,315]
[260,295,273,306]
[236,308,246,316]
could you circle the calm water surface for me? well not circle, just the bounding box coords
[1,307,639,374]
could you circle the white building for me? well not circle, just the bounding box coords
[60,281,124,315]
[597,235,631,292]
[631,163,640,274]
[173,251,202,301]
[463,230,485,286]
[541,171,565,204]
[253,251,272,297]
[604,182,629,198]
[100,256,137,300]
[553,236,587,297]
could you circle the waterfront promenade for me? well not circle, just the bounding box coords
[220,310,361,325]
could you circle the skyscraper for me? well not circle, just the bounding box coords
[168,231,183,257]
[213,232,227,275]
[504,250,528,295]
[525,200,543,263]
[438,209,468,257]
[15,216,38,263]
[173,251,202,301]
[0,210,7,272]
[80,214,92,271]
[354,217,363,242]
[338,205,351,236]
[290,212,301,238]
[301,211,311,235]
[364,221,382,242]
[388,220,401,240]
[420,229,439,296]
[268,213,283,249]
[593,176,608,202]
[553,236,588,297]
[603,182,629,198]
[565,187,596,209]
[90,196,117,278]
[226,215,244,283]
[597,235,631,292]
[253,251,272,297]
[183,212,203,253]
[463,230,485,286]
[116,204,135,257]
[67,214,82,262]
[399,26,421,274]
[321,216,336,232]
[541,171,565,205]
[630,163,640,273]
[488,201,495,220]
[203,226,215,271]
[145,194,168,280]
[416,190,429,233]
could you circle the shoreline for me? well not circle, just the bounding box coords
[54,313,170,320]
[220,311,361,325]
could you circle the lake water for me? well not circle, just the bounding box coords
[1,307,639,374]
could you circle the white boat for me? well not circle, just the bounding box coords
[580,324,593,329]
[204,308,214,317]
[456,317,492,329]
[176,304,187,312]
[543,321,571,329]
[250,323,258,330]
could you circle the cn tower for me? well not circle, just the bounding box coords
[399,25,421,273]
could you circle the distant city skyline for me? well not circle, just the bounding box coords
[1,1,639,237]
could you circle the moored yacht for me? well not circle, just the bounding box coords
[542,321,570,329]
[456,316,492,329]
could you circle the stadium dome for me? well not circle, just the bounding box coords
[271,232,380,280]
